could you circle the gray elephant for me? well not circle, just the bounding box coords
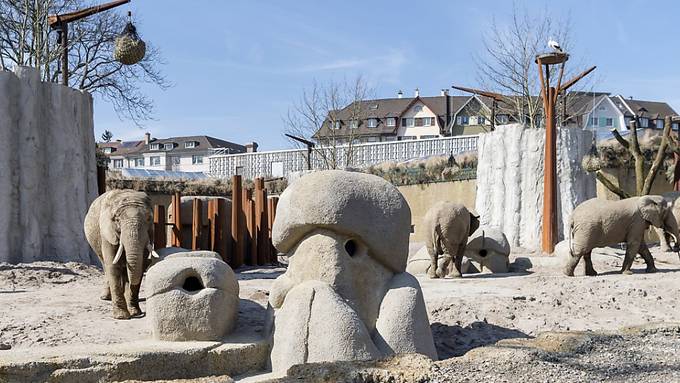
[423,201,480,278]
[84,189,158,319]
[565,195,680,276]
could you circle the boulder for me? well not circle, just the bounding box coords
[145,251,239,341]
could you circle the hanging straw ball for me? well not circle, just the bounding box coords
[581,153,602,173]
[114,22,146,65]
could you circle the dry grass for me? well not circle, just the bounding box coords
[364,152,478,186]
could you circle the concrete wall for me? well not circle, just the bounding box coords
[475,124,596,251]
[0,67,97,264]
[398,180,476,242]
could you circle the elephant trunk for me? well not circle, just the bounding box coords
[663,212,680,253]
[119,220,148,287]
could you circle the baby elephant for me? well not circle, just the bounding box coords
[423,201,479,278]
[565,195,680,276]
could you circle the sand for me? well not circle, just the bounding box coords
[1,242,679,361]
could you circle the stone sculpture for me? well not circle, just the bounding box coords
[266,170,437,372]
[84,189,157,319]
[565,196,680,276]
[422,201,480,278]
[145,250,239,341]
[464,226,511,273]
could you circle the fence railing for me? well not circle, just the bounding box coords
[209,135,479,179]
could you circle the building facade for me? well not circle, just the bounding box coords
[100,133,247,173]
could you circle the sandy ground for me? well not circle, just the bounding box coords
[1,242,680,379]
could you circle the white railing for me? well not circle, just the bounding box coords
[208,135,479,179]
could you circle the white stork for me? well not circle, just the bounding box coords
[548,39,563,53]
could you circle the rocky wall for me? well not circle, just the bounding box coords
[475,124,595,250]
[0,67,97,264]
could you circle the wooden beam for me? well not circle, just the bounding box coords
[49,0,130,27]
[451,85,505,101]
[557,66,597,95]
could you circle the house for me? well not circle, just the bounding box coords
[564,93,679,139]
[100,133,247,172]
[313,89,475,143]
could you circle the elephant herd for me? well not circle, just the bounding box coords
[84,189,680,320]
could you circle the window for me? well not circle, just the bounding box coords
[113,159,123,168]
[413,105,423,113]
[150,156,161,166]
[150,143,160,150]
[192,155,204,165]
[477,116,486,124]
[415,118,424,127]
[673,123,679,130]
[420,135,438,139]
[367,136,379,142]
[418,117,433,126]
[133,158,144,167]
[639,117,649,128]
[367,118,377,128]
[656,119,664,129]
[591,117,598,127]
[386,117,396,127]
[333,121,341,130]
[349,120,358,129]
[164,143,174,150]
[497,114,509,124]
[369,104,379,110]
[405,118,414,127]
[398,135,417,141]
[185,141,196,149]
[605,118,613,127]
[383,136,397,142]
[102,147,113,154]
[456,116,469,125]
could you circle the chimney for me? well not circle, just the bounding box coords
[414,88,420,98]
[245,142,259,153]
[397,90,403,99]
[441,89,449,96]
[445,90,451,131]
[144,132,151,145]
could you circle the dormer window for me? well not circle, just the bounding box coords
[639,117,649,128]
[367,118,377,128]
[150,143,160,150]
[386,117,396,127]
[164,143,174,150]
[185,141,197,149]
[370,104,379,110]
[349,120,358,129]
[333,121,341,130]
[102,147,113,154]
[656,119,664,129]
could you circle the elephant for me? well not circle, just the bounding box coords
[564,195,680,277]
[423,201,480,278]
[84,189,159,319]
[656,191,680,252]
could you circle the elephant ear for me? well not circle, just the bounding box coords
[469,211,481,236]
[99,205,120,245]
[638,195,665,227]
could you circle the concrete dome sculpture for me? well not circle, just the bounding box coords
[266,170,437,372]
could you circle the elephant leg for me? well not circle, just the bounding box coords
[621,241,640,275]
[100,283,111,301]
[102,243,131,319]
[127,282,142,317]
[638,242,657,273]
[444,242,463,278]
[583,251,597,276]
[656,227,671,252]
[428,248,439,279]
[437,254,453,278]
[563,248,583,277]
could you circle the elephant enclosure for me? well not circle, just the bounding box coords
[2,243,680,360]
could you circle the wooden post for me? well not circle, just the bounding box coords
[217,199,230,263]
[171,192,182,247]
[153,205,166,249]
[208,199,217,251]
[247,194,257,266]
[231,175,244,267]
[60,24,68,86]
[541,85,558,254]
[192,198,202,250]
[268,196,279,263]
[96,165,106,195]
[255,178,268,265]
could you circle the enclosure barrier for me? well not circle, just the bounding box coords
[209,135,479,179]
[152,175,278,268]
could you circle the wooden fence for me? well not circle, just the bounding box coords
[152,175,279,268]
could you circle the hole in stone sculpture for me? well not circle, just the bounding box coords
[344,239,358,257]
[478,249,488,257]
[182,276,204,292]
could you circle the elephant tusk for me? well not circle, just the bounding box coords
[147,243,160,259]
[113,243,124,264]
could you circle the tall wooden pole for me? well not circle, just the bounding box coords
[60,25,68,86]
[171,192,181,247]
[542,83,558,254]
[231,175,244,267]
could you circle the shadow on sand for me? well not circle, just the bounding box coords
[431,321,530,359]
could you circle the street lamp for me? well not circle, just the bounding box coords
[536,52,596,254]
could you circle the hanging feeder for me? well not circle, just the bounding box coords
[114,12,146,65]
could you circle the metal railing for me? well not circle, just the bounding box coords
[208,135,479,179]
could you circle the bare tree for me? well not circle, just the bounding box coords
[284,76,371,169]
[476,4,592,128]
[0,0,168,125]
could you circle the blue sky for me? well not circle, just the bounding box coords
[94,0,680,149]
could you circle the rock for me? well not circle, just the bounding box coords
[267,170,436,373]
[0,343,10,350]
[465,226,511,273]
[145,251,239,341]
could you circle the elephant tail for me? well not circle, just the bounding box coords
[568,219,575,257]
